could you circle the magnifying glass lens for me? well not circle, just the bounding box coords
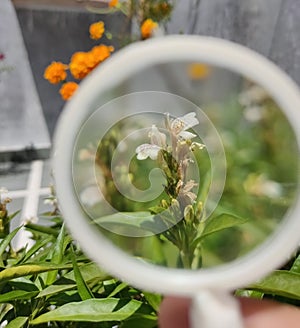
[71,61,299,270]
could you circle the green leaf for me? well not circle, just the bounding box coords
[37,283,76,298]
[38,262,109,298]
[94,212,155,236]
[25,223,59,236]
[46,224,66,285]
[108,282,128,298]
[0,263,72,283]
[120,314,158,328]
[64,262,109,283]
[9,277,39,292]
[71,246,93,300]
[291,254,300,274]
[0,226,22,266]
[31,298,142,324]
[199,213,248,241]
[143,292,162,312]
[249,270,300,300]
[17,236,52,264]
[0,290,39,303]
[7,210,21,224]
[5,316,28,328]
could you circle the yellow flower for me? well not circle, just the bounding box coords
[187,63,211,80]
[90,44,114,65]
[59,81,78,101]
[69,52,94,80]
[141,19,158,39]
[44,61,68,84]
[89,21,105,40]
[109,0,118,7]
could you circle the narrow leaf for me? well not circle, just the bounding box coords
[38,263,109,298]
[0,290,39,303]
[0,264,72,283]
[5,316,28,328]
[108,282,128,298]
[121,314,158,328]
[249,270,300,300]
[71,246,93,300]
[17,236,52,264]
[37,283,76,298]
[0,226,22,266]
[25,223,59,236]
[290,254,300,274]
[143,292,162,312]
[46,224,66,285]
[64,262,109,282]
[31,298,142,324]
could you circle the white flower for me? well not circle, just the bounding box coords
[179,180,198,202]
[149,125,167,147]
[170,112,199,140]
[136,144,161,160]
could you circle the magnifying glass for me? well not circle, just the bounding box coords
[53,35,300,328]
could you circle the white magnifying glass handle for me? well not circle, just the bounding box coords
[190,290,244,328]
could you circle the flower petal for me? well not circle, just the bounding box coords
[149,125,167,147]
[136,144,161,160]
[179,131,197,140]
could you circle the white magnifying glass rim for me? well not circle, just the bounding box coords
[53,35,300,295]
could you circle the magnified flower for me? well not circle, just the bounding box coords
[179,180,198,203]
[0,53,5,61]
[149,125,167,147]
[169,112,199,140]
[44,61,68,84]
[136,143,161,160]
[141,19,158,39]
[59,81,78,100]
[89,21,105,40]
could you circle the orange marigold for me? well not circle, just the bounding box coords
[90,45,114,65]
[109,0,118,7]
[89,21,105,40]
[44,61,68,84]
[141,19,158,39]
[59,81,78,101]
[69,52,95,80]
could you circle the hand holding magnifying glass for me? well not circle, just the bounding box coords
[53,36,300,328]
[159,297,300,328]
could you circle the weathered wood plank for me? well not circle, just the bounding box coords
[167,0,299,84]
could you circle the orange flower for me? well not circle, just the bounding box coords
[90,44,114,65]
[59,82,78,101]
[187,63,211,80]
[89,21,105,40]
[44,61,68,84]
[141,19,158,39]
[109,0,118,7]
[69,52,94,79]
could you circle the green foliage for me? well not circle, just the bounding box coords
[0,213,160,327]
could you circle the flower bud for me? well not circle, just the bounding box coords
[184,205,194,223]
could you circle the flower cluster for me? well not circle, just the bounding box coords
[136,112,204,205]
[136,112,207,268]
[44,21,114,101]
[89,1,173,40]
